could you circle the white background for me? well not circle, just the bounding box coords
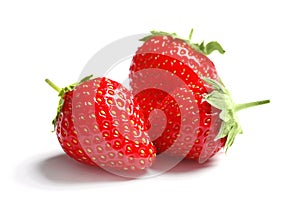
[1,0,299,208]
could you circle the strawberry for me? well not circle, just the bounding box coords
[130,30,270,163]
[45,76,156,171]
[147,86,223,163]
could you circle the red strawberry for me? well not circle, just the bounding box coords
[130,29,224,134]
[45,76,156,171]
[130,30,270,163]
[148,85,226,163]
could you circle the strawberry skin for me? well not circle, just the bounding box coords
[129,30,224,128]
[129,31,225,162]
[47,77,156,171]
[130,33,220,83]
[130,30,269,163]
[149,85,226,163]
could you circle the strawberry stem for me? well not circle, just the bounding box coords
[45,79,61,93]
[188,28,194,41]
[234,99,270,112]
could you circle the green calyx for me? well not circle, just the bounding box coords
[45,75,93,130]
[140,28,226,56]
[203,78,270,152]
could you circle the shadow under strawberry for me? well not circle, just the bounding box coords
[36,153,218,182]
[37,153,131,183]
[166,156,220,174]
[149,153,220,175]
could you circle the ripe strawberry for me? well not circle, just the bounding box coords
[148,85,227,163]
[45,76,156,171]
[130,29,225,135]
[130,30,270,163]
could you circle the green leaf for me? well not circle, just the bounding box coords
[215,121,230,140]
[219,110,227,121]
[199,41,205,53]
[79,74,93,83]
[203,76,242,151]
[205,41,226,55]
[204,91,227,110]
[202,77,227,93]
[224,122,243,152]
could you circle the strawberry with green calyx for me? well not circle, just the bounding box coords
[203,78,270,152]
[45,75,93,129]
[46,76,156,171]
[130,29,270,163]
[152,78,270,162]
